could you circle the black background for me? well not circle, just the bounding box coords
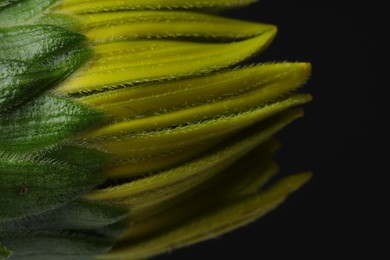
[157,1,387,259]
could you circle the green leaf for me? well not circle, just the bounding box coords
[0,95,105,153]
[0,151,105,221]
[0,232,114,260]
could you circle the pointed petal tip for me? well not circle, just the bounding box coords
[288,62,312,83]
[299,62,312,79]
[280,171,313,194]
[266,24,278,40]
[291,62,311,74]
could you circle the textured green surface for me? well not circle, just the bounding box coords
[0,25,85,61]
[0,2,90,112]
[0,1,119,256]
[0,47,90,113]
[0,0,58,26]
[0,149,106,221]
[0,95,104,153]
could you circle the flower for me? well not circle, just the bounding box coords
[0,0,311,259]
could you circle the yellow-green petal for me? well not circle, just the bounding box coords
[117,140,279,240]
[78,62,310,117]
[85,109,304,204]
[55,0,258,14]
[76,11,273,42]
[55,31,276,93]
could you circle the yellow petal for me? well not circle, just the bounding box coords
[78,62,310,117]
[76,11,273,42]
[85,108,304,203]
[81,94,310,159]
[56,0,258,14]
[118,140,279,240]
[55,31,276,93]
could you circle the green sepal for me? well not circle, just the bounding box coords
[45,145,109,174]
[0,0,58,26]
[0,47,90,113]
[0,95,105,153]
[34,14,81,30]
[0,25,86,62]
[0,243,12,259]
[0,200,128,232]
[0,0,23,10]
[0,231,114,260]
[0,149,106,221]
